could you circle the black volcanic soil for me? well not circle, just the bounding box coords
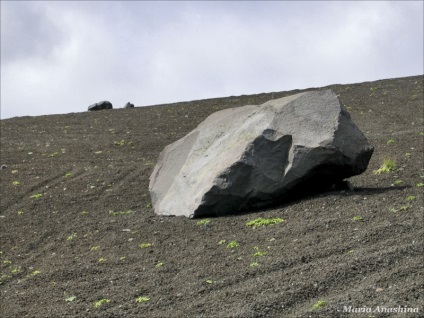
[1,75,423,318]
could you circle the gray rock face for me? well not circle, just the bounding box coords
[149,90,374,218]
[124,102,134,108]
[88,101,113,111]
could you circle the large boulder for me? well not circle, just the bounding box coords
[88,101,113,111]
[149,90,374,218]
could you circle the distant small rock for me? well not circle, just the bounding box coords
[0,165,7,170]
[124,102,134,108]
[88,101,113,111]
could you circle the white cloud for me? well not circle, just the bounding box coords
[1,1,422,119]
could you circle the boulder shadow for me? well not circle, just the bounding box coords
[215,184,412,219]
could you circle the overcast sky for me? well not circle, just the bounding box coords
[1,1,423,119]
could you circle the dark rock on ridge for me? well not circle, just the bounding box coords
[88,101,113,111]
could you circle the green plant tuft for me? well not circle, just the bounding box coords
[252,246,267,257]
[393,179,403,185]
[196,219,210,225]
[65,296,76,302]
[374,159,395,175]
[135,296,150,303]
[226,241,239,249]
[155,261,164,268]
[67,233,77,241]
[312,300,327,310]
[246,217,284,228]
[93,298,110,308]
[27,270,41,278]
[110,210,133,216]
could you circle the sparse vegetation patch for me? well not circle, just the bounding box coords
[311,300,327,310]
[93,298,110,308]
[246,217,284,228]
[374,159,396,174]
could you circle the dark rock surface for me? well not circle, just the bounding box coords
[88,100,113,111]
[149,90,374,218]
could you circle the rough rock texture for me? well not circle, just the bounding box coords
[88,100,113,111]
[149,90,374,218]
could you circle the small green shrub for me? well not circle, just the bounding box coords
[93,298,110,308]
[312,300,327,310]
[196,219,210,225]
[352,216,363,221]
[252,246,267,257]
[67,233,77,241]
[65,296,76,302]
[135,296,150,303]
[26,270,41,278]
[155,261,164,268]
[48,151,60,157]
[386,139,395,145]
[246,217,284,228]
[139,243,152,248]
[374,159,395,175]
[226,241,239,249]
[114,140,126,146]
[110,210,133,216]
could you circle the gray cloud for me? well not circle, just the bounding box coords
[1,1,65,62]
[1,1,422,119]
